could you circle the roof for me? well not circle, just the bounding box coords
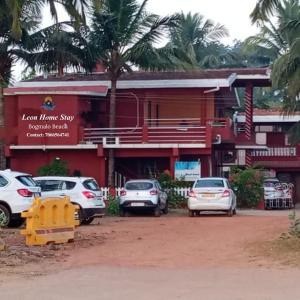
[237,109,300,123]
[5,68,270,94]
[23,68,269,82]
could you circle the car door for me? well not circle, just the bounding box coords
[155,181,167,207]
[37,179,64,199]
[226,179,236,208]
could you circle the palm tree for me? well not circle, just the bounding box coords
[0,0,91,168]
[88,0,179,186]
[249,0,300,143]
[250,0,282,23]
[19,22,90,76]
[166,12,229,69]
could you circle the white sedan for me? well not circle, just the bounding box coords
[187,177,237,217]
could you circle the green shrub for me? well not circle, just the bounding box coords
[38,158,68,176]
[158,173,190,208]
[229,167,264,208]
[106,194,119,216]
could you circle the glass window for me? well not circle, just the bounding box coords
[125,182,153,190]
[16,176,37,187]
[194,179,225,188]
[35,180,62,191]
[83,179,100,191]
[0,176,8,187]
[65,181,76,190]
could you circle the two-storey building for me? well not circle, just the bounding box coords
[2,68,269,187]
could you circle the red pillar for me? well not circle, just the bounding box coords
[245,83,253,167]
[245,83,253,141]
[97,145,106,187]
[170,148,179,178]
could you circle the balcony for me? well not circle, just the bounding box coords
[251,147,297,157]
[83,118,217,149]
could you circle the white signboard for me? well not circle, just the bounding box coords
[175,161,201,181]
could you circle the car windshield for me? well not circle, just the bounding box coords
[263,182,277,188]
[16,176,37,187]
[125,182,153,190]
[83,179,100,191]
[195,179,224,188]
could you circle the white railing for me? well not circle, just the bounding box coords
[145,118,201,127]
[101,187,190,199]
[251,147,297,157]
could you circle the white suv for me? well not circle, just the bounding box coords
[0,169,41,227]
[34,176,105,225]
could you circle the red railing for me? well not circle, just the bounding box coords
[83,118,230,146]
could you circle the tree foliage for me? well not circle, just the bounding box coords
[229,167,264,208]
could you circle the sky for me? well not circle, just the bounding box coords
[42,0,260,44]
[16,0,260,80]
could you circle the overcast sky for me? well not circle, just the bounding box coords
[42,0,260,44]
[16,0,260,81]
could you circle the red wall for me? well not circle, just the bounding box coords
[10,149,103,185]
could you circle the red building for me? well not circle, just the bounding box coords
[235,109,300,201]
[2,68,270,187]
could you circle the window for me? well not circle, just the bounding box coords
[125,182,153,190]
[0,176,8,187]
[16,176,37,187]
[36,180,62,192]
[65,181,76,190]
[83,179,100,191]
[194,179,225,188]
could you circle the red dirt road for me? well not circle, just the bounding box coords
[1,211,300,299]
[65,213,290,269]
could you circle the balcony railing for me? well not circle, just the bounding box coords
[251,147,297,157]
[84,125,208,145]
[82,118,220,146]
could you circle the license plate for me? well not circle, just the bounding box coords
[131,202,144,207]
[201,194,215,198]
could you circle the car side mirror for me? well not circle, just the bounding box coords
[233,187,238,192]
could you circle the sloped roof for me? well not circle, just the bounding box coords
[24,68,269,82]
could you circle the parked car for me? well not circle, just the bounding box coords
[263,178,283,200]
[34,176,105,225]
[0,169,41,227]
[187,177,237,217]
[119,179,168,217]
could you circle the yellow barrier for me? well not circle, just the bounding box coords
[21,197,79,246]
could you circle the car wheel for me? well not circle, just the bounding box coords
[233,208,237,215]
[196,211,201,216]
[0,204,10,227]
[162,203,168,214]
[81,217,94,225]
[227,207,233,217]
[8,218,24,228]
[119,207,125,217]
[78,208,86,225]
[188,209,194,217]
[154,206,161,217]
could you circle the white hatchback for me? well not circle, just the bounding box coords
[119,179,168,217]
[34,176,105,224]
[187,177,237,217]
[0,169,41,227]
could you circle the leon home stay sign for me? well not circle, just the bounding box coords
[19,95,78,145]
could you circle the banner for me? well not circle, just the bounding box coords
[175,161,201,181]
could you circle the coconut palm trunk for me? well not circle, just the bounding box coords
[0,83,5,169]
[108,77,117,187]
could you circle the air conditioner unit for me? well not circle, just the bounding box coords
[103,137,120,145]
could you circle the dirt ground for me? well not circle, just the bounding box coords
[0,210,296,273]
[1,210,300,299]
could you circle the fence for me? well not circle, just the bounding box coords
[101,187,190,199]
